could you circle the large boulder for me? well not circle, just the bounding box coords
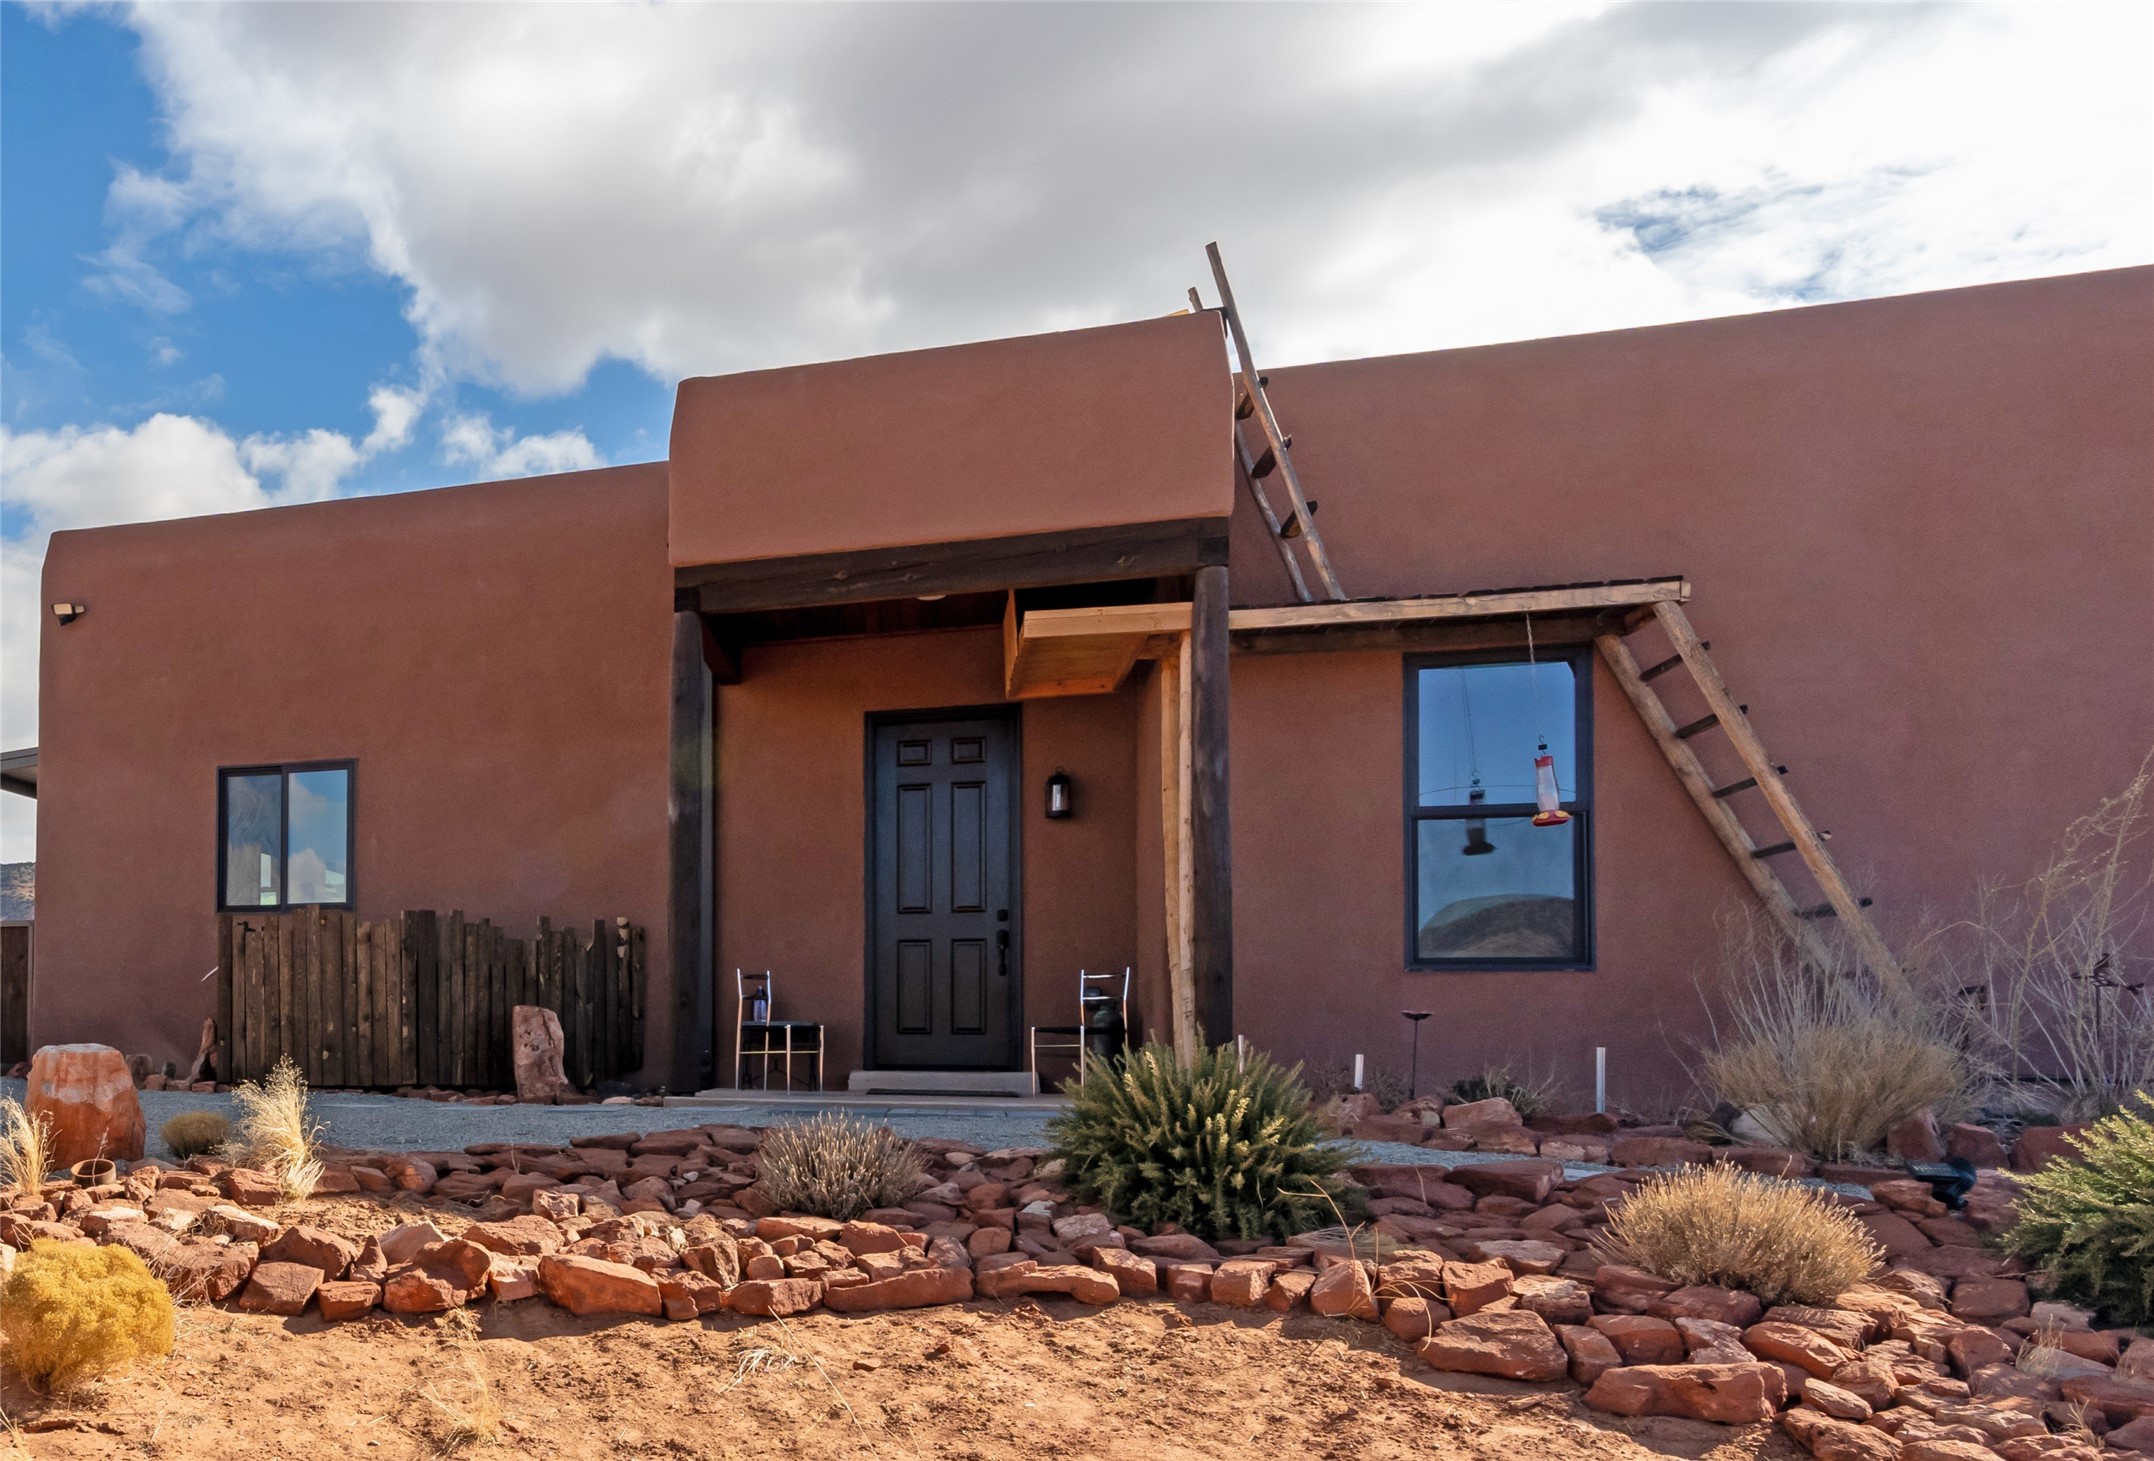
[25,1043,146,1166]
[512,1005,575,1104]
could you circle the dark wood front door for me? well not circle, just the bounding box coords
[869,712,1021,1069]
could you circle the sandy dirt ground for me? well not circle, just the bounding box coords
[3,1295,1802,1461]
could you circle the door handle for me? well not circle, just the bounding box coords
[996,928,1010,977]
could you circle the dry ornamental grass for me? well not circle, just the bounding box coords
[0,1096,53,1194]
[225,1056,324,1200]
[1596,1164,1882,1307]
[159,1110,230,1162]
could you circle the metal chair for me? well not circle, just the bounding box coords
[1028,967,1130,1089]
[735,969,825,1091]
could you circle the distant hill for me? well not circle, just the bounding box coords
[1417,893,1571,959]
[0,863,31,922]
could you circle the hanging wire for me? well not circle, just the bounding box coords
[1525,611,1550,748]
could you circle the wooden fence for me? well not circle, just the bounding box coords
[0,922,28,1068]
[218,909,645,1090]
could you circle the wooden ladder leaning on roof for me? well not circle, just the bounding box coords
[1192,242,1348,605]
[1597,599,1912,1000]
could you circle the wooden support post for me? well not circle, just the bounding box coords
[1189,564,1233,1046]
[667,610,715,1092]
[1158,637,1199,1062]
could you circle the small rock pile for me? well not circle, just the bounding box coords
[3,1127,2150,1458]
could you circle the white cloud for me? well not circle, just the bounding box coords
[93,2,2150,390]
[0,386,470,858]
[439,411,601,479]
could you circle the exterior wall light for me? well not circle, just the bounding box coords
[1045,769,1073,820]
[51,602,85,625]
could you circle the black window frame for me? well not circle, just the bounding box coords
[216,760,357,912]
[1404,648,1595,972]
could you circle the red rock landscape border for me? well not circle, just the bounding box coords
[4,1120,2150,1459]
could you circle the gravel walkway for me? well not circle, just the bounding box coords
[2,1077,1620,1175]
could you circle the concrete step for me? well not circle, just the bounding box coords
[846,1069,1039,1097]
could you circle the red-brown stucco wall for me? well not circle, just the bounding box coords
[31,464,676,1077]
[714,627,1140,1083]
[668,312,1235,569]
[1220,266,2154,1103]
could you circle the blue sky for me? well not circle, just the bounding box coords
[3,2,2151,860]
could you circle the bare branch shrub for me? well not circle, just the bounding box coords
[1697,909,1973,1159]
[1945,749,2154,1122]
[754,1113,924,1221]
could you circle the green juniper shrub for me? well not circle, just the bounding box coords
[1048,1042,1353,1242]
[2004,1091,2154,1327]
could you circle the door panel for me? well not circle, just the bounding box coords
[870,713,1019,1068]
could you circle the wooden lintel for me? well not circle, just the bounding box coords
[678,517,1229,614]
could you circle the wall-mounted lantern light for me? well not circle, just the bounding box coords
[51,602,85,625]
[1045,769,1074,820]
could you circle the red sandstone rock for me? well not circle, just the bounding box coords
[1782,1408,1901,1460]
[1415,1310,1568,1383]
[2010,1126,2088,1172]
[1309,1259,1378,1320]
[539,1254,666,1316]
[1591,1314,1687,1366]
[378,1221,448,1266]
[235,1260,322,1316]
[1383,1295,1444,1342]
[1511,1275,1592,1327]
[1091,1246,1157,1296]
[1946,1123,2009,1168]
[1946,1326,2016,1377]
[1208,1258,1275,1307]
[1450,1160,1561,1203]
[512,1005,575,1103]
[221,1168,285,1209]
[1132,1232,1221,1263]
[1651,1285,1766,1328]
[462,1214,564,1258]
[1009,1264,1119,1304]
[1800,1379,1874,1422]
[824,1265,974,1311]
[25,1044,145,1167]
[726,1277,823,1317]
[2105,1415,2154,1453]
[1163,1262,1212,1302]
[1585,1361,1789,1424]
[1949,1277,2030,1324]
[1608,1135,1714,1168]
[1556,1324,1624,1385]
[260,1225,358,1279]
[1887,1110,1947,1163]
[1745,1320,1852,1378]
[315,1279,381,1321]
[1442,1097,1522,1128]
[1442,1259,1514,1316]
[1591,1263,1677,1314]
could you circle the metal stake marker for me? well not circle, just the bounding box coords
[1595,1046,1607,1114]
[1402,1011,1432,1099]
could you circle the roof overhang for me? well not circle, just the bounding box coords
[1,745,35,799]
[1003,577,1690,698]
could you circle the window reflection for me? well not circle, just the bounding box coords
[286,769,350,904]
[1416,817,1577,960]
[223,773,282,908]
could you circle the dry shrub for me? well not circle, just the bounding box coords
[1698,910,1971,1159]
[1447,1063,1561,1121]
[0,1096,53,1194]
[422,1348,503,1452]
[1947,748,2154,1123]
[226,1056,323,1200]
[159,1110,230,1162]
[0,1239,176,1393]
[1597,1164,1882,1306]
[754,1113,923,1222]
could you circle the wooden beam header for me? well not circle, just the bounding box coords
[1002,577,1690,698]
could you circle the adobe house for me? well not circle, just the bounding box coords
[16,264,2153,1103]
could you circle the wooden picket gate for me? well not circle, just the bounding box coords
[217,908,645,1090]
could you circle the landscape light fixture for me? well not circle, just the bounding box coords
[51,602,84,625]
[1045,769,1073,820]
[1402,1010,1432,1098]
